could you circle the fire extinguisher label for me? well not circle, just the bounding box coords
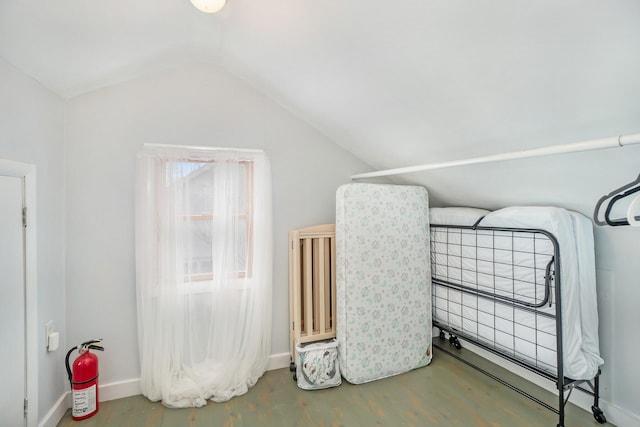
[72,384,97,417]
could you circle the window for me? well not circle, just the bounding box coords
[169,159,254,281]
[135,146,273,404]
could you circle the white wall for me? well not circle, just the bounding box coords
[64,63,373,385]
[0,58,66,423]
[394,141,640,424]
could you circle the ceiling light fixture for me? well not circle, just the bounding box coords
[190,0,227,14]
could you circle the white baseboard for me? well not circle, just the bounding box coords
[266,352,291,371]
[38,379,139,427]
[99,378,142,402]
[455,337,640,427]
[40,352,293,427]
[599,401,640,427]
[38,393,69,427]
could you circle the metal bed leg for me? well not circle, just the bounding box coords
[591,369,607,424]
[449,334,462,350]
[557,383,565,427]
[437,327,462,350]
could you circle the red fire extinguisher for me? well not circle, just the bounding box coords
[65,339,104,421]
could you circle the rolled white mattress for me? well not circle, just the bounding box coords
[430,206,603,380]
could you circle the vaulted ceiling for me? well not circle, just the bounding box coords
[2,0,640,171]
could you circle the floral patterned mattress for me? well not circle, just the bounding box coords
[336,183,432,384]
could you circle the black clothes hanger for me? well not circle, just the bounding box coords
[593,173,640,226]
[604,185,640,226]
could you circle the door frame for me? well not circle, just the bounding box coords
[0,158,37,427]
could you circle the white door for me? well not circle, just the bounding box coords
[0,175,26,426]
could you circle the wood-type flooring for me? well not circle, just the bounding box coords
[57,342,612,427]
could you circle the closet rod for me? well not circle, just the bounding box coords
[351,133,640,180]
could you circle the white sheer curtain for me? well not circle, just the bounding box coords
[135,146,273,407]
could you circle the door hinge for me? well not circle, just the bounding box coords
[22,206,27,228]
[23,398,28,417]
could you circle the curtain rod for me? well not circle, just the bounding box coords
[351,133,640,180]
[143,143,264,153]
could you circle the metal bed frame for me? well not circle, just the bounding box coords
[430,224,606,427]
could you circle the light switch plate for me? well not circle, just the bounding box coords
[45,320,54,346]
[47,331,59,352]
